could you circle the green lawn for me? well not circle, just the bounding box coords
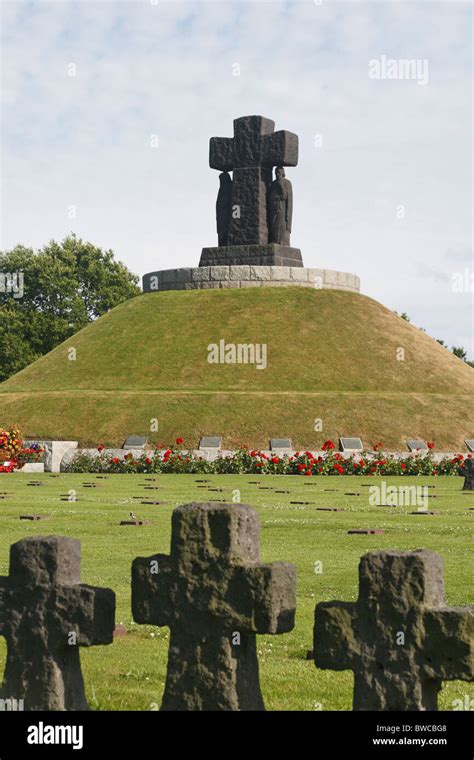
[0,473,472,711]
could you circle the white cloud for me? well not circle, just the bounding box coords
[0,0,472,357]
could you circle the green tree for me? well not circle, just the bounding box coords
[0,235,140,382]
[452,346,467,361]
[451,346,474,367]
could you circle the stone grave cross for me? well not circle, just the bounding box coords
[132,502,296,710]
[314,550,473,710]
[210,115,298,246]
[463,458,474,490]
[0,536,115,710]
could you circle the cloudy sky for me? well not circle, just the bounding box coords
[1,0,472,356]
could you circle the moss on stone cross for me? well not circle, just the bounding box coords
[132,502,296,710]
[0,536,115,710]
[314,550,474,710]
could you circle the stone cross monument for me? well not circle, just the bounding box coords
[132,502,296,710]
[142,114,361,293]
[200,115,303,267]
[314,549,474,710]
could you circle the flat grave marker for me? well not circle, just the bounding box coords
[270,438,292,450]
[348,529,385,535]
[199,436,222,449]
[123,435,148,450]
[19,515,50,521]
[339,437,363,452]
[406,439,428,451]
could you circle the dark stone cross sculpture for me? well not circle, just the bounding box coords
[0,536,115,710]
[314,550,473,710]
[132,502,296,710]
[200,115,303,267]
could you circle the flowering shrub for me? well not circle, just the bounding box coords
[321,439,335,451]
[0,426,22,464]
[0,427,44,472]
[15,443,44,467]
[64,438,470,476]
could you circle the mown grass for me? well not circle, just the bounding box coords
[1,288,473,449]
[0,473,473,711]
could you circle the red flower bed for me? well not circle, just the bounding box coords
[64,436,471,477]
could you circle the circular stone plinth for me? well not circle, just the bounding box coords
[142,266,360,293]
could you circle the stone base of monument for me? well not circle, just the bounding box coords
[199,243,303,267]
[143,265,360,293]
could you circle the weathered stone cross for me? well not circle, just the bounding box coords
[210,115,298,246]
[132,502,296,710]
[314,550,473,710]
[463,458,474,490]
[0,536,115,710]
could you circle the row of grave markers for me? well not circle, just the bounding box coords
[125,436,474,453]
[0,502,472,712]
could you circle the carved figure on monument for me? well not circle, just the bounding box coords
[268,167,293,245]
[216,171,233,246]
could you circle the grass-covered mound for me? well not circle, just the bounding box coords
[1,288,472,448]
